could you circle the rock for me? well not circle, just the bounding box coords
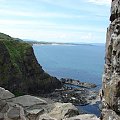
[48,102,79,120]
[102,0,120,119]
[0,87,15,100]
[37,113,56,120]
[0,100,7,112]
[0,113,4,120]
[7,104,25,120]
[101,109,120,120]
[26,109,44,120]
[64,114,99,120]
[0,87,90,120]
[43,85,98,106]
[0,100,26,120]
[110,0,120,22]
[7,95,47,107]
[61,78,97,89]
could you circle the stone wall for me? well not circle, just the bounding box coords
[102,0,120,119]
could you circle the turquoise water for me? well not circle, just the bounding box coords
[33,44,105,86]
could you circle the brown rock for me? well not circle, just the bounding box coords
[102,0,120,119]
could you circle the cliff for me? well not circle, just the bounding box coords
[102,0,120,119]
[0,32,61,95]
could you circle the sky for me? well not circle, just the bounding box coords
[0,0,111,43]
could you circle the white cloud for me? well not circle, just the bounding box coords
[87,0,111,6]
[0,27,105,43]
[0,18,105,33]
[0,0,107,43]
[0,19,55,26]
[0,9,86,19]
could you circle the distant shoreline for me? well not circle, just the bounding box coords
[25,41,105,46]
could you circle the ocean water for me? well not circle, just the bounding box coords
[33,44,105,116]
[33,44,105,86]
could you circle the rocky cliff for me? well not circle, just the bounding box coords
[0,32,61,95]
[102,0,120,119]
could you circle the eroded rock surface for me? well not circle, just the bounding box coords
[0,87,99,120]
[0,87,14,100]
[64,114,100,120]
[7,95,47,107]
[102,0,120,119]
[48,102,79,120]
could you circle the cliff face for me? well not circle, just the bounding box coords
[0,33,61,95]
[102,0,120,119]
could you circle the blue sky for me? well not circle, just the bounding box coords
[0,0,111,43]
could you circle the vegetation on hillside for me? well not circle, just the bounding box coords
[0,32,61,95]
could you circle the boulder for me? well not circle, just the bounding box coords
[7,95,47,107]
[64,114,99,120]
[37,113,56,120]
[0,113,4,120]
[101,109,120,120]
[0,101,26,120]
[0,87,14,100]
[26,108,44,120]
[48,102,79,120]
[7,104,25,120]
[0,100,9,113]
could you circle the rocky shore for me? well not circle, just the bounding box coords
[0,33,100,119]
[61,78,97,89]
[0,87,100,120]
[40,78,98,106]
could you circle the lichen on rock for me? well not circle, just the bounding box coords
[102,0,120,119]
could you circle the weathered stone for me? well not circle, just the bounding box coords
[101,109,120,120]
[37,113,56,120]
[0,100,7,112]
[7,105,25,119]
[7,95,47,107]
[26,108,44,120]
[64,114,99,120]
[0,113,4,120]
[102,0,120,119]
[48,102,79,120]
[0,100,9,113]
[0,100,27,120]
[61,78,97,89]
[0,87,14,100]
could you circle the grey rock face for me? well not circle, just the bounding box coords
[102,0,120,119]
[7,95,47,107]
[64,114,99,120]
[0,88,83,120]
[0,87,15,100]
[48,102,79,120]
[101,109,120,120]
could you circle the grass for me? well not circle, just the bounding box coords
[0,33,31,78]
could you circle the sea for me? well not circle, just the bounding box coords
[33,44,105,86]
[33,44,105,116]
